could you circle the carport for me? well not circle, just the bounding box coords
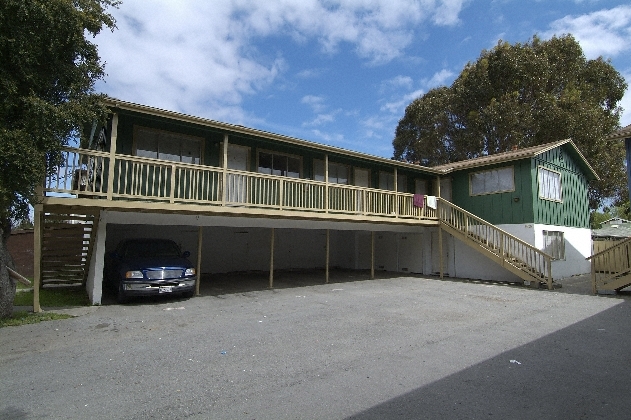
[88,210,434,304]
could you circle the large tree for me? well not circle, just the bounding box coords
[0,0,118,317]
[393,35,628,209]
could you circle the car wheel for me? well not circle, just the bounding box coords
[116,281,128,304]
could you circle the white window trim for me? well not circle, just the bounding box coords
[538,166,563,202]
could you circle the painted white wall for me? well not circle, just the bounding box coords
[533,224,591,279]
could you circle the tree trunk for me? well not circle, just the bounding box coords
[0,218,17,318]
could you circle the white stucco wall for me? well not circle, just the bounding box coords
[533,224,592,279]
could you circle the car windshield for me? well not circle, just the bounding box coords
[122,240,181,259]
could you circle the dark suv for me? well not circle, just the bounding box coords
[105,238,196,303]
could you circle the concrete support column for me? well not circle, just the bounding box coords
[86,210,108,305]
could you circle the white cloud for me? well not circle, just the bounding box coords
[380,75,414,92]
[543,5,631,59]
[301,95,327,113]
[95,0,469,122]
[619,71,631,127]
[422,69,455,89]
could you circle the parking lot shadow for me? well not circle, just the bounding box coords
[345,298,631,420]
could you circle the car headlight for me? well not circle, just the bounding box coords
[184,268,196,276]
[125,270,143,279]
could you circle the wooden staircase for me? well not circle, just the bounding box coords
[587,237,631,293]
[437,200,553,289]
[40,211,99,287]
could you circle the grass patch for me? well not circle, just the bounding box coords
[1,311,73,328]
[14,287,89,307]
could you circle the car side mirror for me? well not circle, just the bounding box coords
[182,251,191,258]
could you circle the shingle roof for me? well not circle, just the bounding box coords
[433,139,599,181]
[603,124,631,141]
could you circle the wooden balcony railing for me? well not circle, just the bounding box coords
[44,147,437,221]
[587,237,631,293]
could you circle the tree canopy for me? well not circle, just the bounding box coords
[0,0,118,317]
[393,35,628,209]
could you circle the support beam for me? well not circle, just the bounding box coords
[370,231,375,280]
[106,113,118,201]
[269,228,275,288]
[439,226,444,279]
[86,211,107,305]
[33,205,43,313]
[196,226,203,296]
[394,168,398,217]
[325,229,330,283]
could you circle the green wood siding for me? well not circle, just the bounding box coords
[450,145,591,228]
[110,110,436,190]
[450,160,534,225]
[531,147,590,228]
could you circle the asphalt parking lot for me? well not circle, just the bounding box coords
[2,273,630,419]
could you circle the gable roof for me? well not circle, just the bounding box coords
[432,139,599,181]
[604,124,631,141]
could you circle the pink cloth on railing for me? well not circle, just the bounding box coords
[413,194,424,208]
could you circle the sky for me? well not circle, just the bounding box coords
[94,0,631,158]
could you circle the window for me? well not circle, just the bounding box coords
[134,126,202,164]
[354,168,370,187]
[538,167,562,201]
[542,230,565,260]
[469,166,514,196]
[415,179,427,195]
[379,172,407,192]
[314,160,349,184]
[258,151,301,178]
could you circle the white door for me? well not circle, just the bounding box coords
[397,234,423,274]
[224,144,249,203]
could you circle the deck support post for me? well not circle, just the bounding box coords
[196,226,203,296]
[370,231,375,280]
[439,225,444,280]
[106,113,118,201]
[325,229,330,283]
[33,204,43,313]
[269,228,275,288]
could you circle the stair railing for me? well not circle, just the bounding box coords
[437,199,553,289]
[587,237,631,293]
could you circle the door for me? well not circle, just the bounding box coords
[224,144,249,203]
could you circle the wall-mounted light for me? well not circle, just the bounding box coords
[513,197,520,202]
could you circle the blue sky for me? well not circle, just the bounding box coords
[95,0,631,158]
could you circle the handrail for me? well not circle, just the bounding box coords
[437,198,553,288]
[587,236,631,293]
[44,147,438,221]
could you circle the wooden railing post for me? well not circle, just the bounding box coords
[221,135,228,206]
[394,168,398,218]
[169,164,176,203]
[591,255,597,294]
[324,154,329,213]
[106,113,118,200]
[279,179,284,210]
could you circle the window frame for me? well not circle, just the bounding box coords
[353,167,370,188]
[132,125,204,165]
[256,149,303,178]
[538,166,563,203]
[542,230,565,260]
[469,166,515,196]
[313,159,350,185]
